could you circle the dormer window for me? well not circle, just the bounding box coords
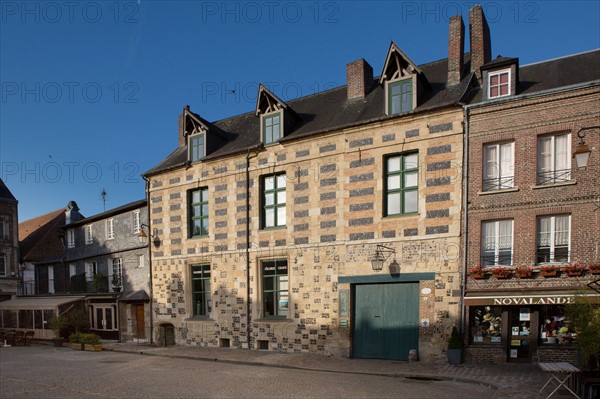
[379,42,427,117]
[488,69,510,98]
[262,112,281,145]
[189,132,205,163]
[388,78,413,115]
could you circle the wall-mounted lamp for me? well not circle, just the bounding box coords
[138,223,155,245]
[371,244,400,275]
[573,125,600,169]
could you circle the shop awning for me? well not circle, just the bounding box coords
[464,293,600,306]
[0,296,85,310]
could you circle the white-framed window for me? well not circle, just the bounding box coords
[67,229,75,248]
[69,264,76,278]
[262,111,282,144]
[85,225,93,245]
[85,262,97,282]
[110,258,123,291]
[132,210,141,234]
[537,215,570,264]
[488,69,510,98]
[0,254,6,277]
[481,220,513,266]
[537,133,571,185]
[137,254,145,268]
[483,142,514,191]
[106,218,114,240]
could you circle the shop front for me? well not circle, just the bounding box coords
[464,294,598,364]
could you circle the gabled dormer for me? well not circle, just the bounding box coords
[180,105,226,164]
[379,42,429,116]
[255,84,300,145]
[481,56,519,101]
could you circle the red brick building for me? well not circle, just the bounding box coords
[462,11,600,363]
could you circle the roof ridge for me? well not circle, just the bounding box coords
[521,48,600,68]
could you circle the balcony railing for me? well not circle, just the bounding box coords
[536,247,569,264]
[536,169,571,185]
[482,176,515,192]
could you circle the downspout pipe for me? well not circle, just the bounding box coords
[459,102,470,338]
[143,175,153,344]
[245,145,262,349]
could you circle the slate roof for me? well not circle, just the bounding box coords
[63,199,146,228]
[19,209,65,262]
[145,49,600,177]
[0,179,17,203]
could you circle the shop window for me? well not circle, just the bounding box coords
[469,306,503,344]
[540,306,575,345]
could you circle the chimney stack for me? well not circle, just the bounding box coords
[65,201,82,225]
[447,15,464,86]
[346,59,374,100]
[178,105,190,147]
[469,5,491,80]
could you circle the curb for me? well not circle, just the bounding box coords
[103,346,503,392]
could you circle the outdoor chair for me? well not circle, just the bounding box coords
[12,331,25,346]
[24,331,35,346]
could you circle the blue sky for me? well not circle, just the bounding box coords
[1,0,599,222]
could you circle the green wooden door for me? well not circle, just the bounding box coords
[353,283,419,360]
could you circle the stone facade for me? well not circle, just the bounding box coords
[0,179,19,300]
[148,107,464,361]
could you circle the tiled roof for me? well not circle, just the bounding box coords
[19,209,65,262]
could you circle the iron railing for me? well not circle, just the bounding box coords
[536,169,571,185]
[536,248,569,264]
[482,176,515,192]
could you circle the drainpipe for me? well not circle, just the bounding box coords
[459,103,470,338]
[143,175,154,344]
[245,145,262,349]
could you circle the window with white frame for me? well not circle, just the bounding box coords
[90,304,117,330]
[85,225,93,245]
[69,264,76,278]
[132,210,141,234]
[537,133,571,185]
[85,262,97,282]
[0,255,6,277]
[481,220,513,266]
[483,142,514,191]
[106,218,114,240]
[488,70,510,98]
[537,215,570,264]
[67,229,75,248]
[111,258,122,289]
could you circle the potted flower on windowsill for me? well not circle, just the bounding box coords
[447,326,463,365]
[564,263,586,277]
[111,274,122,293]
[589,263,600,275]
[470,265,486,279]
[490,267,512,279]
[540,265,560,277]
[515,266,533,279]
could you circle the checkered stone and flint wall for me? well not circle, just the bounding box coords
[148,107,464,361]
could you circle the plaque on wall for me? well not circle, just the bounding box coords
[339,289,349,318]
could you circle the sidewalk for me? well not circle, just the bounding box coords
[101,342,579,399]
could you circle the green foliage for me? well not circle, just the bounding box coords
[69,274,87,293]
[111,273,121,287]
[565,296,600,367]
[47,310,90,339]
[93,272,108,292]
[448,326,463,349]
[69,332,100,344]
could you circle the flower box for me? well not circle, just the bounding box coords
[515,266,533,279]
[84,343,102,352]
[470,266,486,280]
[563,263,586,277]
[589,263,600,275]
[541,270,559,278]
[490,268,512,279]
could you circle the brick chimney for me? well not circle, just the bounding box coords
[469,5,491,80]
[346,59,374,100]
[447,15,464,86]
[178,105,190,147]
